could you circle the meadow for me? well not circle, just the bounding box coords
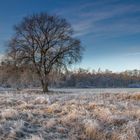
[0,88,139,140]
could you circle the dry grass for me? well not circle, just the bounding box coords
[0,89,139,140]
[126,93,140,100]
[1,109,18,119]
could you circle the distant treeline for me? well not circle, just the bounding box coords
[0,62,140,88]
[55,68,140,88]
[0,63,40,88]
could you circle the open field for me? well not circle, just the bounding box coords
[0,88,139,140]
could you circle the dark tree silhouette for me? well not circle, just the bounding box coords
[7,13,83,92]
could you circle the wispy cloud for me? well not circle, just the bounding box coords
[55,0,140,38]
[125,52,140,56]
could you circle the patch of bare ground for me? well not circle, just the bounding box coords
[0,90,139,140]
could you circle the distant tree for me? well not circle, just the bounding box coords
[7,13,83,92]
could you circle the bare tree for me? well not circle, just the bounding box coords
[7,13,83,92]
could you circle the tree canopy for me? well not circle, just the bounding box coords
[7,13,83,92]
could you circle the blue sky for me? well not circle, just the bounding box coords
[0,0,140,72]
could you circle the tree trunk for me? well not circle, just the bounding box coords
[41,81,51,104]
[42,82,49,92]
[37,70,49,93]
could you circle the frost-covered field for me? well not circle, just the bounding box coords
[0,88,140,140]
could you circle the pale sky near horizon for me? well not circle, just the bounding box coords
[0,0,140,72]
